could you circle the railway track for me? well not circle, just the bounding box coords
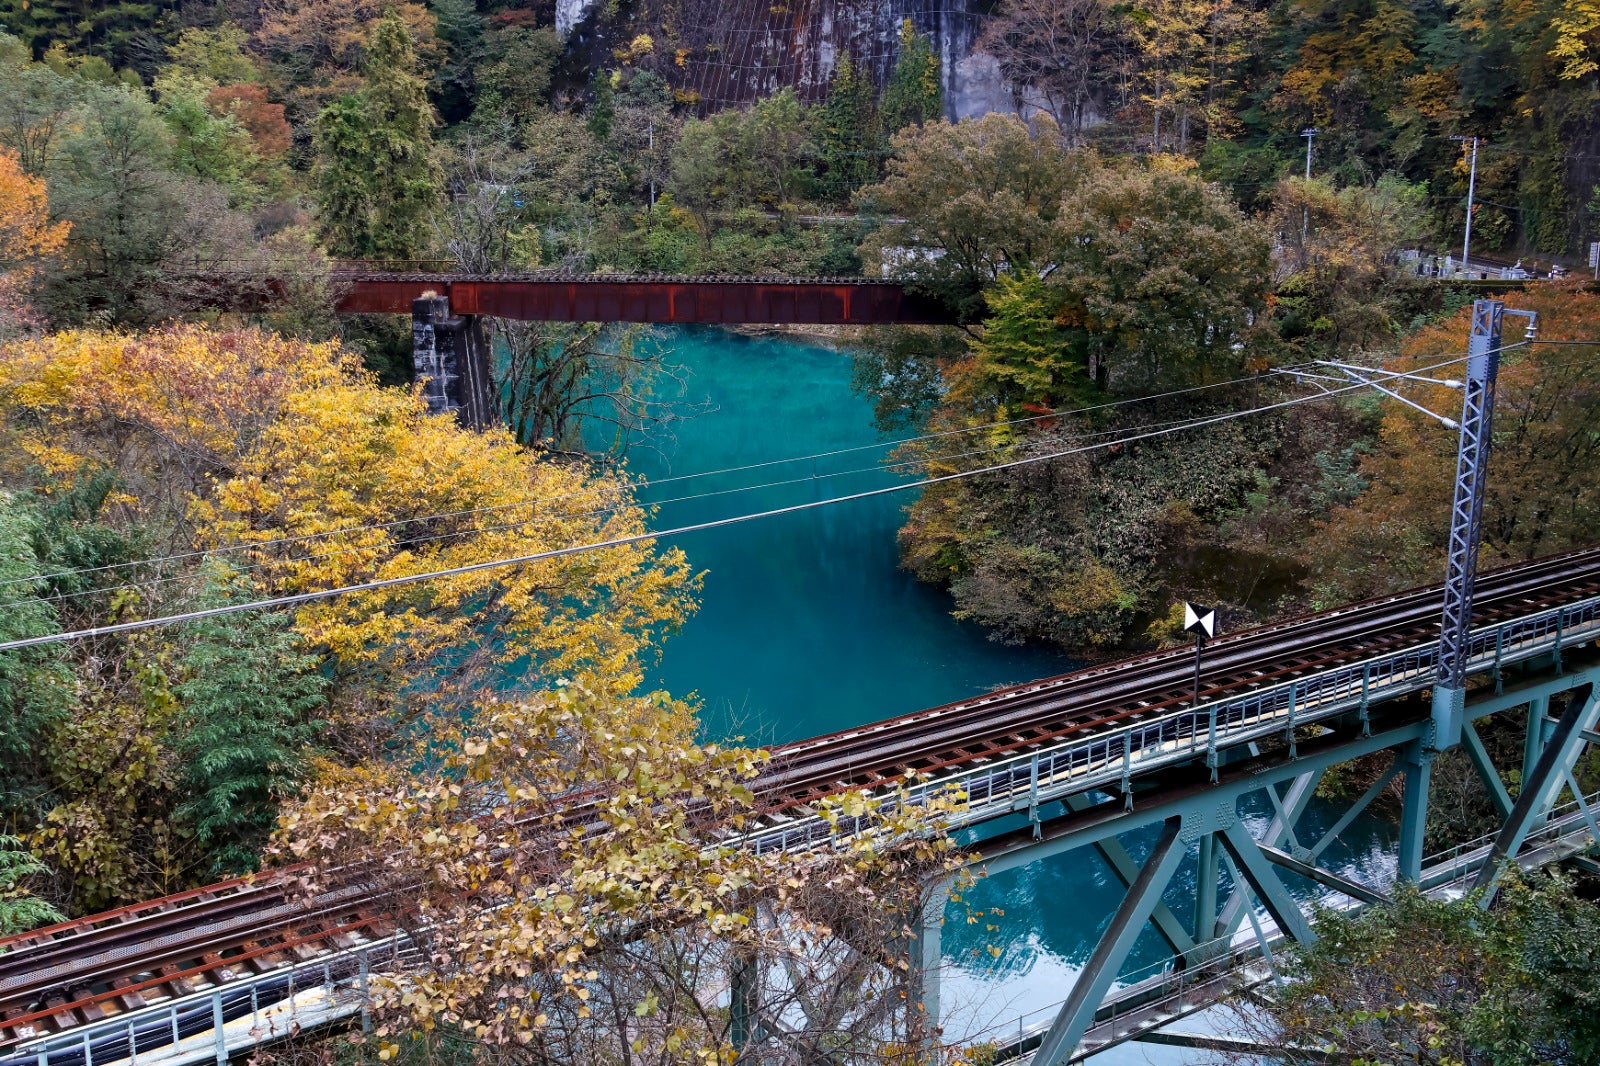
[5,546,1600,1050]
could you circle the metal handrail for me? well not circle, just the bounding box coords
[738,594,1600,855]
[5,936,413,1066]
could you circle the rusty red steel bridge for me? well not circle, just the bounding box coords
[329,271,957,325]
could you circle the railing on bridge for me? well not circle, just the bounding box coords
[740,594,1600,855]
[2,937,415,1066]
[8,596,1599,1066]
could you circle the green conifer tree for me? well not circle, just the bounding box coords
[0,493,73,824]
[0,835,63,935]
[173,564,326,877]
[881,19,943,133]
[313,9,441,260]
[971,270,1085,414]
[815,55,880,202]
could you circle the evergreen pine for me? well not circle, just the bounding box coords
[173,564,326,877]
[313,9,441,261]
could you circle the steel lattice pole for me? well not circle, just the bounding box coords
[1431,298,1503,749]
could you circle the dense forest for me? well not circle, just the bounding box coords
[1,0,1599,1058]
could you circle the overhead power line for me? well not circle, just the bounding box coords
[0,358,1466,654]
[21,410,1209,613]
[0,364,1304,595]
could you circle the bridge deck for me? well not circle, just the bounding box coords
[331,273,958,324]
[6,547,1600,1065]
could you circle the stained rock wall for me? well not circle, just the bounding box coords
[561,0,1011,120]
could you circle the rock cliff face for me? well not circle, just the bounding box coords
[560,0,1011,119]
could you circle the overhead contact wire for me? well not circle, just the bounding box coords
[0,357,1467,652]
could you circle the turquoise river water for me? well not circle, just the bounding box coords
[617,328,1398,1057]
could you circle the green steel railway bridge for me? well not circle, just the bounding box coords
[1,300,1596,1065]
[2,547,1599,1066]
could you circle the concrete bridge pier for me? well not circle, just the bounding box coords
[411,294,497,429]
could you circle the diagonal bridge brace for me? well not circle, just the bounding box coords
[1472,683,1600,904]
[1031,817,1188,1066]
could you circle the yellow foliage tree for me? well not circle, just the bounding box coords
[0,148,69,266]
[0,324,699,832]
[277,681,963,1063]
[1308,284,1600,605]
[253,0,439,108]
[193,376,701,720]
[0,146,70,337]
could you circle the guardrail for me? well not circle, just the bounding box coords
[1423,789,1600,896]
[4,937,414,1066]
[10,595,1598,1066]
[739,594,1600,855]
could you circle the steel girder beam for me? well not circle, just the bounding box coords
[1560,768,1600,844]
[1214,771,1322,940]
[978,722,1430,880]
[1063,795,1196,957]
[1260,843,1390,906]
[1462,720,1514,820]
[1135,1029,1337,1060]
[1309,757,1399,861]
[1472,683,1600,903]
[1218,822,1317,945]
[1032,817,1187,1066]
[1525,695,1551,785]
[914,880,949,1031]
[730,943,760,1053]
[1193,832,1219,958]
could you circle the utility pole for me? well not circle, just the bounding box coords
[1431,300,1536,750]
[1451,135,1479,278]
[648,120,657,209]
[1300,128,1317,245]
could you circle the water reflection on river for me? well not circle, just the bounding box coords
[620,327,1397,1062]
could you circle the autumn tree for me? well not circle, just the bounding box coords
[858,113,1083,321]
[1309,285,1600,604]
[0,145,69,337]
[0,325,701,909]
[253,0,436,112]
[977,0,1126,143]
[277,681,963,1066]
[1125,0,1260,151]
[1269,174,1428,357]
[314,10,442,261]
[1047,157,1272,392]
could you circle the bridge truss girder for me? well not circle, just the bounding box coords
[933,654,1600,1066]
